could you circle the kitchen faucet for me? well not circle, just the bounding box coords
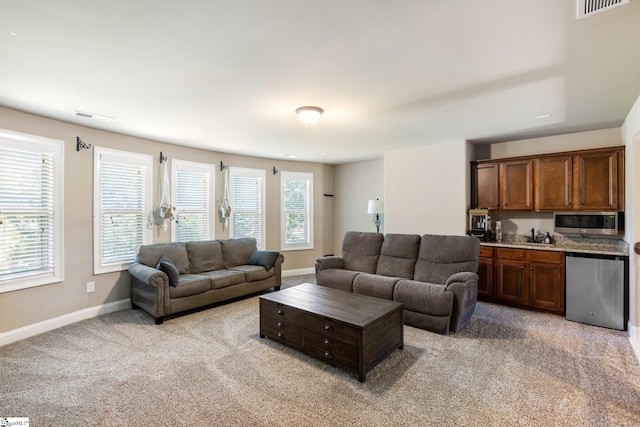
[531,227,535,243]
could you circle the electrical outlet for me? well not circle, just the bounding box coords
[86,281,95,293]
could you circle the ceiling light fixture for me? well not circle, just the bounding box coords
[73,110,114,123]
[296,106,324,125]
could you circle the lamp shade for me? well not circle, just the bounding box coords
[367,199,383,214]
[296,106,324,125]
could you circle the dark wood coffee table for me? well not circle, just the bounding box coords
[259,283,403,382]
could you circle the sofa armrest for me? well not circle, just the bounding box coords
[128,262,168,289]
[315,256,345,274]
[445,272,479,333]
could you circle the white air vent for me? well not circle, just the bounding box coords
[577,0,629,19]
[73,110,114,122]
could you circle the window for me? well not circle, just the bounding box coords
[94,147,152,274]
[229,167,265,249]
[281,171,313,251]
[171,159,215,242]
[0,129,64,293]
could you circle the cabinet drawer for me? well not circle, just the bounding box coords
[496,248,525,261]
[260,300,303,324]
[303,329,357,370]
[303,313,358,345]
[260,323,302,348]
[527,250,563,264]
[479,246,494,258]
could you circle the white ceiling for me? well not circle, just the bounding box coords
[1,1,639,165]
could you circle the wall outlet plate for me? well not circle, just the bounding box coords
[87,281,95,293]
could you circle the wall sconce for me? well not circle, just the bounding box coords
[296,106,324,125]
[367,198,384,233]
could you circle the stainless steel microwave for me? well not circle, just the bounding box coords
[553,212,623,236]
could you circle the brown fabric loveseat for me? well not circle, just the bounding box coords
[128,238,283,324]
[315,232,479,335]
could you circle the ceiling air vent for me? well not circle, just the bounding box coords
[577,0,629,19]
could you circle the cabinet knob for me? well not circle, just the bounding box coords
[277,332,283,338]
[277,309,283,315]
[324,351,332,359]
[324,324,332,331]
[324,339,331,346]
[277,322,283,328]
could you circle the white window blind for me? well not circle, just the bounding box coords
[0,129,64,293]
[229,167,265,249]
[171,159,215,242]
[281,171,313,251]
[94,147,152,274]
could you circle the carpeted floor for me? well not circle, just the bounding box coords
[1,275,639,426]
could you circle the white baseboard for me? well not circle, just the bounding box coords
[628,321,640,341]
[0,299,130,347]
[282,268,315,277]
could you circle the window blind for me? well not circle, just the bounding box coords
[174,167,212,242]
[0,148,55,279]
[230,167,265,249]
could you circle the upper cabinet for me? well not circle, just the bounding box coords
[472,147,625,212]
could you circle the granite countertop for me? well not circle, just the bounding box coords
[480,235,629,256]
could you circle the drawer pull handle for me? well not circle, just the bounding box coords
[277,309,283,315]
[324,325,331,331]
[324,339,331,346]
[324,351,332,359]
[277,322,283,328]
[277,332,283,338]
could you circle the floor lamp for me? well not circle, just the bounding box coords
[367,199,384,233]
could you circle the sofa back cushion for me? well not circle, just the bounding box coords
[413,234,479,284]
[376,233,420,279]
[221,238,258,268]
[187,240,224,274]
[138,242,190,274]
[341,231,384,273]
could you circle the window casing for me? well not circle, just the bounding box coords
[281,171,313,251]
[229,167,265,250]
[0,129,64,293]
[171,159,215,242]
[93,147,152,274]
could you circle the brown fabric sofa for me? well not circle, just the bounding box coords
[128,238,283,324]
[315,232,479,334]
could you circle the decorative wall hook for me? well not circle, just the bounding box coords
[220,161,228,171]
[272,166,278,175]
[159,152,167,164]
[76,137,91,151]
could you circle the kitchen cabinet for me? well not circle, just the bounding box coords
[480,246,565,314]
[534,148,624,211]
[472,162,499,210]
[500,160,533,210]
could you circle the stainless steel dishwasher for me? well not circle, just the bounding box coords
[565,252,627,330]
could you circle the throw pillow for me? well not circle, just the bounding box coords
[155,255,179,287]
[247,250,279,271]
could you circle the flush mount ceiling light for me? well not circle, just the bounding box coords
[73,110,114,123]
[295,106,324,125]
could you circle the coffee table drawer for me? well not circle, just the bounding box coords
[261,299,303,324]
[303,330,357,370]
[303,313,358,345]
[260,323,302,348]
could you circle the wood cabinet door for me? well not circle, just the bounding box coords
[500,160,533,210]
[495,259,526,304]
[528,262,564,312]
[534,156,573,211]
[477,257,494,298]
[473,162,500,209]
[573,150,618,210]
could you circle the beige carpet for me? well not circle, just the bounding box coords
[1,275,640,426]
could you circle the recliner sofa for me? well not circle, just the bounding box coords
[315,232,479,334]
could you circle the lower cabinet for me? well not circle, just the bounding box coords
[478,246,565,313]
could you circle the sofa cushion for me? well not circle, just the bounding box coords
[155,255,179,287]
[168,274,211,298]
[201,269,247,290]
[413,234,479,284]
[138,242,190,274]
[341,231,384,273]
[187,240,224,274]
[393,280,454,317]
[353,273,399,300]
[247,250,280,270]
[221,238,258,268]
[375,233,420,279]
[316,269,360,292]
[229,265,273,282]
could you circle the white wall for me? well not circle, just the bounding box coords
[333,159,384,255]
[622,94,640,338]
[384,140,470,236]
